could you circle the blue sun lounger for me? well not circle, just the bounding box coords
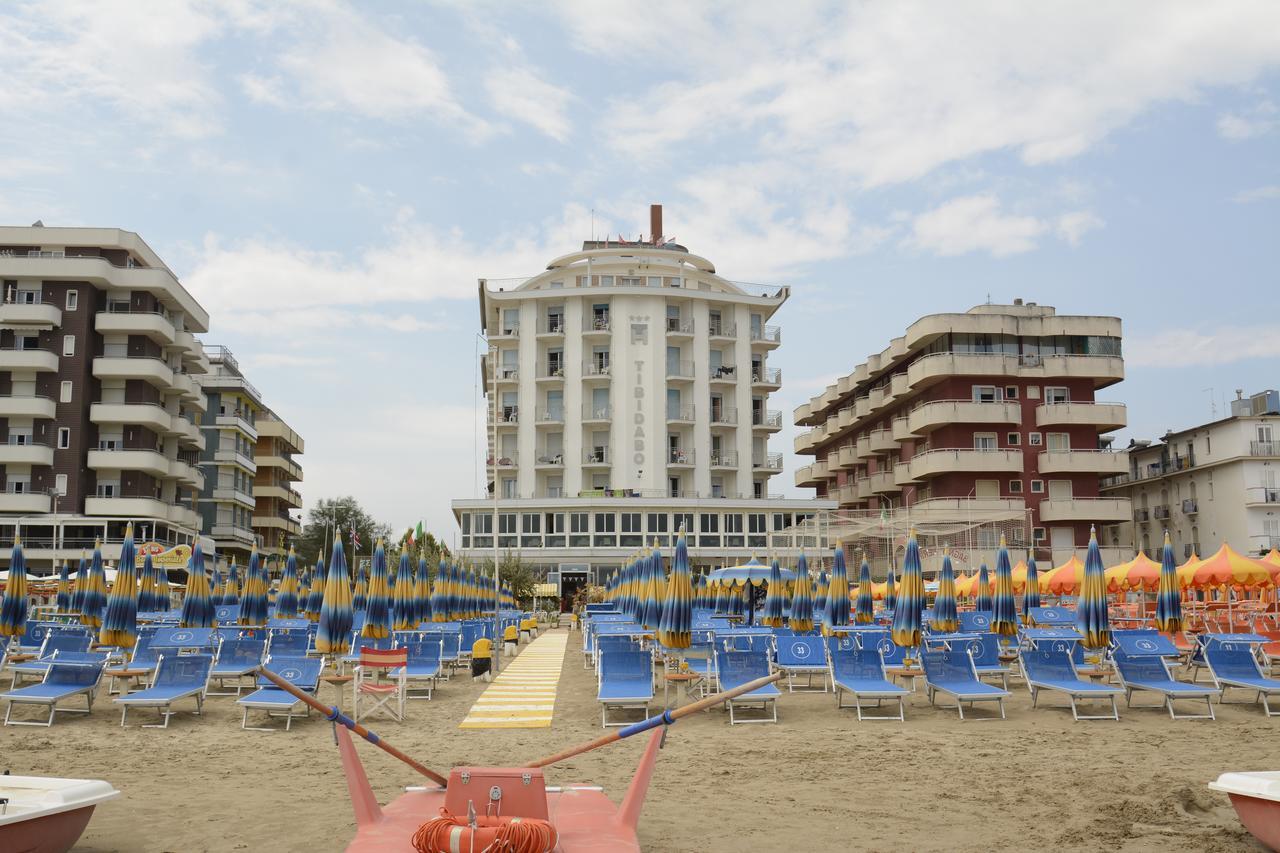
[213,604,241,625]
[8,634,95,688]
[237,656,323,731]
[597,648,654,727]
[2,661,106,727]
[1204,640,1280,716]
[103,632,164,695]
[209,636,267,696]
[397,638,442,700]
[1021,641,1121,721]
[829,646,908,721]
[115,653,214,728]
[921,648,1010,720]
[775,635,828,692]
[957,612,993,633]
[150,627,217,653]
[266,629,311,658]
[964,634,1012,689]
[714,648,780,725]
[1113,650,1218,720]
[1027,606,1077,627]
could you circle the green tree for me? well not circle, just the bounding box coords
[478,551,538,609]
[296,496,393,565]
[395,529,452,569]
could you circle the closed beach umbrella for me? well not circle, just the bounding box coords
[179,543,214,629]
[305,554,325,621]
[416,555,432,624]
[297,568,311,614]
[209,565,223,607]
[884,564,897,612]
[891,532,925,648]
[974,564,992,612]
[394,551,416,631]
[352,562,368,613]
[714,579,731,614]
[431,559,448,622]
[815,570,829,623]
[1022,555,1041,619]
[1077,527,1111,650]
[789,553,814,633]
[824,547,851,636]
[933,548,959,633]
[156,556,171,612]
[137,553,158,612]
[71,551,88,616]
[222,560,240,606]
[693,573,707,611]
[99,523,139,649]
[761,557,787,628]
[79,540,108,629]
[239,546,270,625]
[990,536,1018,637]
[274,547,300,619]
[363,540,392,639]
[641,547,665,630]
[1154,531,1184,633]
[0,536,29,638]
[854,555,874,624]
[657,531,693,649]
[56,560,71,614]
[316,532,354,654]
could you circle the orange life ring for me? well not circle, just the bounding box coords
[412,808,558,853]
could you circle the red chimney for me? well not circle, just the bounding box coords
[650,204,663,244]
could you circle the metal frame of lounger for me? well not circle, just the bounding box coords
[116,653,213,728]
[597,649,654,727]
[1020,643,1121,721]
[921,649,1009,721]
[715,649,779,725]
[398,640,442,700]
[207,636,267,697]
[964,634,1012,690]
[775,636,829,693]
[829,647,907,721]
[1113,653,1218,720]
[8,635,96,689]
[2,661,104,727]
[1205,641,1280,716]
[238,657,323,731]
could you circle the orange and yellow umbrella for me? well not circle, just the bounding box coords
[1178,542,1272,589]
[1042,555,1085,596]
[1104,552,1164,593]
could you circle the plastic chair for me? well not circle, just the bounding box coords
[353,646,407,723]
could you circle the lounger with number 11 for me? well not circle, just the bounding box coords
[921,648,1010,720]
[1021,641,1122,721]
[830,646,908,721]
[1113,635,1218,720]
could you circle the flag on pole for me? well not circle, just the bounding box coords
[415,521,424,545]
[350,523,361,552]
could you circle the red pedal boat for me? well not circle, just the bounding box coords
[1210,771,1280,851]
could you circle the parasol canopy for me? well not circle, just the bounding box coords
[890,532,925,648]
[657,531,693,649]
[178,542,214,629]
[240,546,270,626]
[1076,527,1111,650]
[304,554,325,621]
[363,540,392,639]
[0,536,29,638]
[974,563,992,612]
[99,523,139,649]
[1105,552,1164,593]
[56,560,72,614]
[707,557,797,587]
[1021,555,1041,621]
[316,532,354,654]
[932,548,959,633]
[275,547,300,619]
[990,535,1018,637]
[79,540,109,629]
[394,550,416,631]
[1154,531,1184,633]
[760,557,787,628]
[416,554,432,624]
[1177,542,1272,589]
[854,555,874,624]
[788,553,814,634]
[823,547,851,636]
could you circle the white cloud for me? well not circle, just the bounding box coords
[1127,325,1280,368]
[1217,100,1278,139]
[1233,184,1280,202]
[486,66,574,141]
[1056,210,1105,246]
[907,195,1046,257]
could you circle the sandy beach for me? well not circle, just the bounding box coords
[6,627,1276,852]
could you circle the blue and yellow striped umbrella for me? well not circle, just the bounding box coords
[222,560,240,606]
[415,554,432,624]
[789,553,814,633]
[884,564,897,612]
[274,547,300,619]
[824,548,851,636]
[352,562,368,613]
[431,559,448,622]
[891,531,925,648]
[713,578,731,613]
[240,546,270,625]
[1077,527,1111,650]
[815,570,829,624]
[209,565,223,607]
[156,555,172,612]
[71,551,88,616]
[137,553,158,612]
[363,540,392,639]
[933,548,959,633]
[990,535,1018,637]
[316,532,354,655]
[179,542,215,628]
[657,531,693,648]
[55,560,71,614]
[79,540,109,629]
[99,523,139,649]
[305,554,325,621]
[1021,555,1041,622]
[393,550,416,631]
[761,557,787,628]
[1154,531,1184,633]
[0,536,29,638]
[641,547,665,630]
[297,568,311,614]
[974,564,992,612]
[854,555,874,624]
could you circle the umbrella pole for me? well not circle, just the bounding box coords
[255,667,448,786]
[524,672,784,769]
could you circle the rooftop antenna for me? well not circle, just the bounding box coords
[590,208,595,243]
[1203,387,1216,419]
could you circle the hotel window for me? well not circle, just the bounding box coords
[1009,479,1023,493]
[1046,432,1070,451]
[545,513,565,548]
[57,427,70,449]
[1028,432,1043,446]
[599,275,614,286]
[62,335,75,356]
[647,276,661,287]
[698,513,720,547]
[501,308,519,334]
[498,513,517,547]
[1006,432,1021,446]
[521,513,541,548]
[673,512,693,537]
[569,512,590,547]
[1030,480,1044,493]
[501,478,516,499]
[59,380,73,403]
[593,512,616,547]
[1004,386,1018,399]
[619,276,640,287]
[974,432,998,451]
[620,512,643,547]
[647,513,668,533]
[972,385,1001,403]
[473,514,493,534]
[1045,386,1070,404]
[1032,527,1046,542]
[724,513,744,547]
[546,306,564,333]
[65,290,79,311]
[747,513,767,548]
[54,473,67,496]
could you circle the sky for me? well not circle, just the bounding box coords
[2,1,1278,542]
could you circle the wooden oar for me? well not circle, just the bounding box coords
[524,671,784,769]
[256,666,448,786]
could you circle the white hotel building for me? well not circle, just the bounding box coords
[451,207,834,599]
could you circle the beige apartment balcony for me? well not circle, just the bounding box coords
[708,321,737,340]
[856,434,874,460]
[213,448,258,473]
[750,324,781,349]
[710,407,738,428]
[835,482,858,504]
[212,486,257,507]
[668,448,696,468]
[869,470,899,494]
[892,417,914,442]
[890,372,909,400]
[907,352,1020,389]
[489,322,519,340]
[868,386,887,411]
[583,447,612,468]
[825,412,840,436]
[257,453,302,480]
[0,347,58,372]
[0,394,56,419]
[666,360,695,382]
[795,462,824,488]
[211,522,255,543]
[255,482,303,507]
[794,429,817,454]
[819,385,839,408]
[869,428,896,454]
[893,461,921,486]
[1038,450,1128,475]
[0,301,61,328]
[94,355,174,388]
[834,445,858,470]
[493,365,519,385]
[583,404,612,424]
[0,441,53,466]
[169,505,202,530]
[1038,497,1132,523]
[535,408,565,426]
[88,402,170,433]
[665,317,694,338]
[582,315,612,338]
[177,374,206,408]
[532,452,563,469]
[667,405,695,425]
[752,366,782,389]
[495,408,520,429]
[536,362,567,382]
[215,412,258,441]
[708,450,737,469]
[87,448,170,478]
[582,361,612,383]
[1035,402,1127,431]
[854,396,871,418]
[837,407,855,431]
[536,318,567,339]
[256,417,304,453]
[793,401,817,426]
[754,452,784,472]
[169,458,204,488]
[173,416,204,449]
[0,491,51,513]
[906,448,1023,480]
[908,400,1022,435]
[253,514,302,536]
[1026,354,1125,387]
[753,410,783,432]
[85,496,172,520]
[709,366,739,387]
[95,310,176,345]
[856,476,871,499]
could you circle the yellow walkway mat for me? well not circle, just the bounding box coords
[458,631,568,729]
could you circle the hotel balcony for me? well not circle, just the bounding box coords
[0,394,56,419]
[869,428,896,454]
[252,514,302,536]
[1028,353,1125,387]
[794,402,819,426]
[583,404,612,424]
[752,410,783,432]
[1250,441,1279,457]
[909,497,1027,521]
[95,309,176,346]
[582,361,612,382]
[892,417,914,443]
[665,317,694,338]
[0,301,61,329]
[666,360,695,382]
[256,453,302,480]
[176,373,205,408]
[1038,497,1132,523]
[834,482,858,504]
[906,448,1023,480]
[1035,402,1127,431]
[856,434,873,460]
[582,316,612,338]
[709,365,739,387]
[215,412,258,441]
[213,448,258,473]
[710,407,738,428]
[752,366,782,390]
[495,407,520,429]
[708,450,736,469]
[89,402,171,433]
[256,417,304,454]
[532,452,563,469]
[833,445,858,470]
[493,366,519,385]
[255,482,303,507]
[666,405,695,425]
[856,476,871,499]
[169,505,202,530]
[85,496,172,520]
[869,470,899,494]
[669,448,696,468]
[1037,450,1128,475]
[708,322,737,340]
[489,323,519,340]
[750,324,781,349]
[907,352,1019,389]
[536,362,566,382]
[754,452,783,472]
[893,461,921,487]
[87,448,171,478]
[794,429,817,454]
[535,409,565,426]
[211,522,255,543]
[536,318,566,339]
[908,400,1021,435]
[0,491,51,513]
[795,462,827,488]
[211,486,257,508]
[0,347,58,372]
[0,440,54,466]
[93,355,174,388]
[583,447,612,468]
[170,459,204,488]
[174,417,205,451]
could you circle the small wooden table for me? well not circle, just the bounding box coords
[105,667,151,695]
[663,672,702,707]
[886,665,924,691]
[319,674,353,709]
[6,653,36,664]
